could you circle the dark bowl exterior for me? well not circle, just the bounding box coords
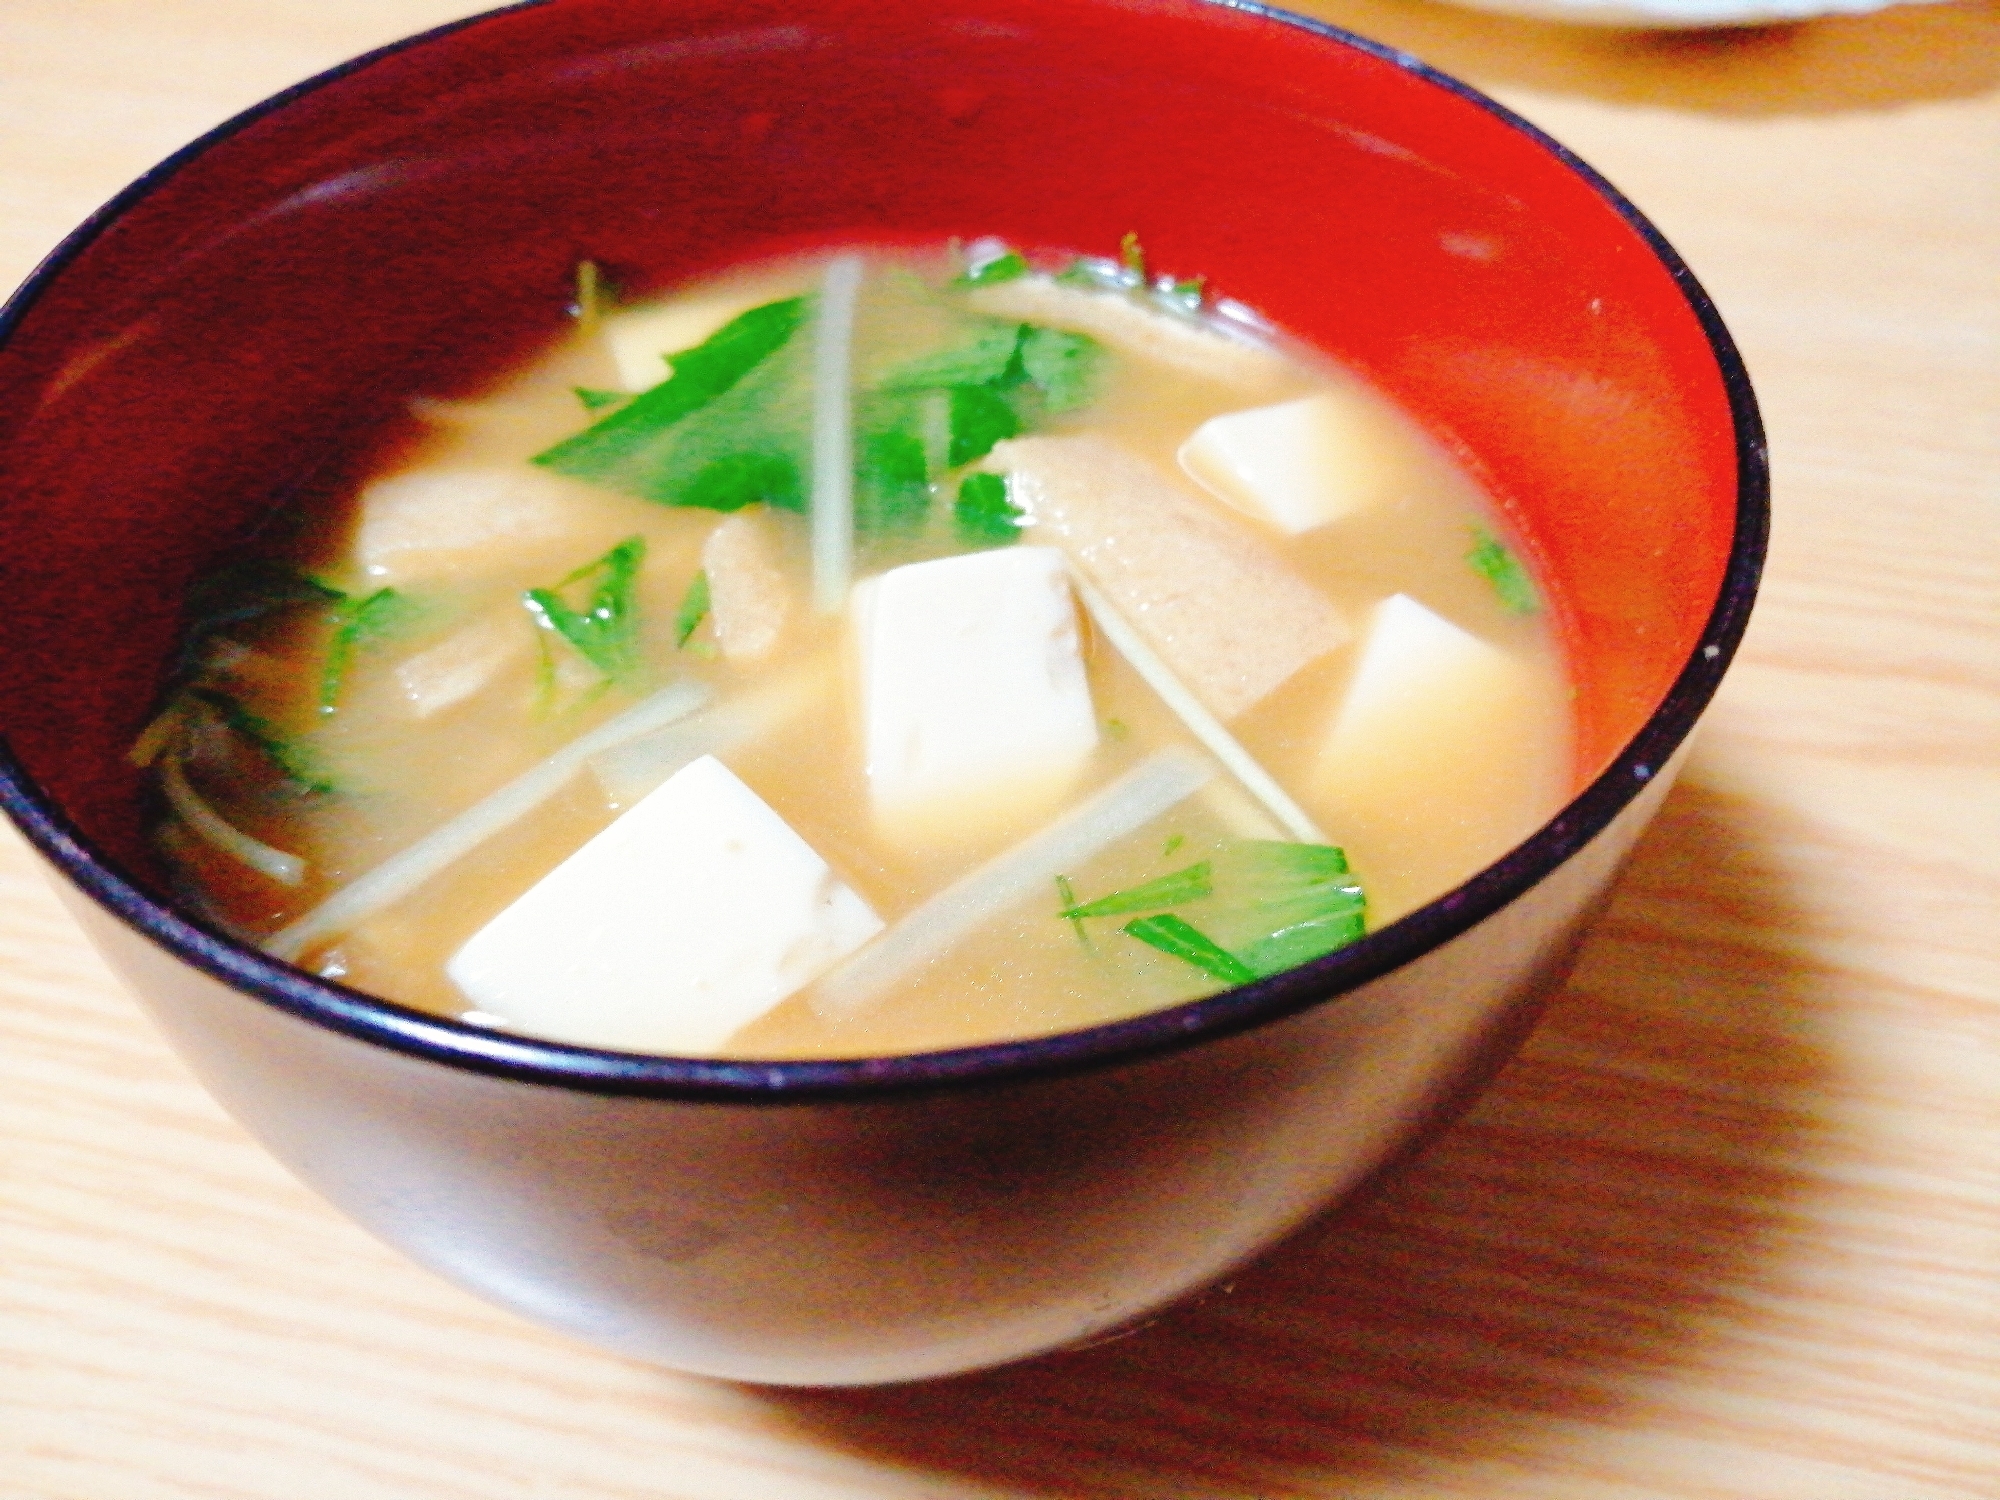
[55,767,1668,1384]
[0,0,1764,1383]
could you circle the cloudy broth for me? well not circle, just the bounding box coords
[144,245,1572,1058]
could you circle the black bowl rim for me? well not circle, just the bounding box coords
[0,0,1768,1105]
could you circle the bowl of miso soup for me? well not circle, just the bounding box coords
[0,0,1765,1384]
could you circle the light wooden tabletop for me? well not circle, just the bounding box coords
[2,2,1995,1496]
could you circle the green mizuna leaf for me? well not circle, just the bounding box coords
[960,250,1028,287]
[1123,914,1256,987]
[1466,525,1540,615]
[1080,838,1366,987]
[533,297,810,506]
[674,570,710,648]
[1202,841,1366,978]
[573,386,626,411]
[1059,861,1212,920]
[187,687,335,796]
[1055,873,1089,946]
[880,321,1025,392]
[319,587,415,712]
[947,382,1022,467]
[523,535,647,681]
[854,421,933,539]
[1234,906,1368,979]
[679,450,802,513]
[953,471,1023,548]
[1019,326,1100,413]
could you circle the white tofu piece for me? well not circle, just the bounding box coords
[352,466,631,585]
[1311,594,1573,923]
[854,547,1099,848]
[446,755,883,1054]
[602,293,764,392]
[1178,391,1409,536]
[1316,594,1534,781]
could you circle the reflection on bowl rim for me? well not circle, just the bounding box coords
[0,0,1768,1104]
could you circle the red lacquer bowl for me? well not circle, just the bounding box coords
[0,0,1764,1384]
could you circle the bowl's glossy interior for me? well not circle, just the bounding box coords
[0,0,1761,1094]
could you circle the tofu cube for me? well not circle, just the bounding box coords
[854,547,1099,848]
[1178,392,1409,535]
[446,755,883,1054]
[1310,594,1571,922]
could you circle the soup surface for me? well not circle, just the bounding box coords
[139,242,1572,1058]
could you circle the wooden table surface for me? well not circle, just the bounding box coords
[2,2,1995,1496]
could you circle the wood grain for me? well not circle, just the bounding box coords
[2,2,1995,1496]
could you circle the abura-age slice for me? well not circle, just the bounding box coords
[994,434,1349,721]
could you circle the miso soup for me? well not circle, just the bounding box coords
[137,242,1573,1058]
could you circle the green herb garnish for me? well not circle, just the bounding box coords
[880,318,1100,463]
[1467,526,1539,615]
[1163,834,1184,857]
[679,450,802,513]
[1018,326,1099,413]
[533,297,810,505]
[674,570,710,648]
[953,471,1023,547]
[1234,905,1367,979]
[947,383,1022,467]
[1122,914,1256,987]
[959,250,1028,287]
[319,587,414,712]
[1060,861,1213,920]
[187,687,335,796]
[573,386,626,412]
[537,268,1106,530]
[523,535,647,681]
[880,321,1024,392]
[1061,839,1367,987]
[1055,873,1089,946]
[855,422,933,538]
[1206,842,1366,978]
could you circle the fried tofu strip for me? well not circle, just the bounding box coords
[968,276,1291,395]
[994,435,1349,721]
[701,510,792,665]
